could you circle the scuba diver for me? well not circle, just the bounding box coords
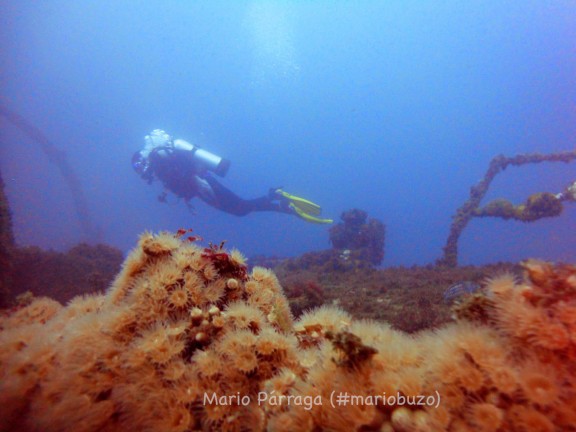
[131,129,333,224]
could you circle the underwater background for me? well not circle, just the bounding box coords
[1,1,576,267]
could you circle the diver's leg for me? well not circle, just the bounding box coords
[201,176,285,216]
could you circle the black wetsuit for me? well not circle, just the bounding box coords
[148,147,199,200]
[148,146,289,216]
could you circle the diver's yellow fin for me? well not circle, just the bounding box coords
[276,189,322,216]
[290,204,334,224]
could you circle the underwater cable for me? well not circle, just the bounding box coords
[0,105,100,242]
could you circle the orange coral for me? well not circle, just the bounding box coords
[0,233,575,431]
[466,402,504,431]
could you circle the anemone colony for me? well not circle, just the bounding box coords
[0,232,575,431]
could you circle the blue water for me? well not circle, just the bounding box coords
[1,1,575,266]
